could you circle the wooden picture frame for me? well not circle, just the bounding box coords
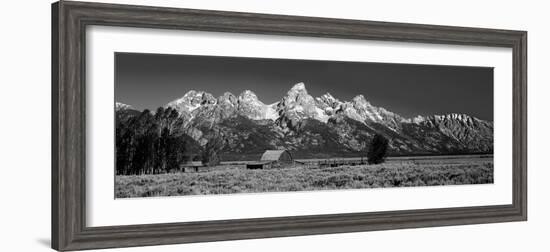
[52,1,527,251]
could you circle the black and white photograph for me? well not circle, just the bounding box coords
[2,0,541,251]
[114,52,494,198]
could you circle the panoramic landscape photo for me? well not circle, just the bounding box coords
[114,52,494,198]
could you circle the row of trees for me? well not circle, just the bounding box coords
[116,107,217,175]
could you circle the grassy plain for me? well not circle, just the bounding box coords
[115,155,493,198]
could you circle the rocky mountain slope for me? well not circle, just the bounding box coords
[117,82,493,160]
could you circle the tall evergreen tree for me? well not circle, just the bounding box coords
[367,134,389,164]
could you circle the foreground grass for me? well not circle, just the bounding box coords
[115,159,493,198]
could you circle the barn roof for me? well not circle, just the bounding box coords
[260,150,292,161]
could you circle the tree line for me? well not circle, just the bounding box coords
[115,107,222,175]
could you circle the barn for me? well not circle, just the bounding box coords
[261,150,293,164]
[179,161,206,173]
[246,150,294,169]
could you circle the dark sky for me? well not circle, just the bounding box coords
[115,52,493,121]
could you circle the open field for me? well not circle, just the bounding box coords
[115,155,493,198]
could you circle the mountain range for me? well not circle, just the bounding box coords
[116,82,493,160]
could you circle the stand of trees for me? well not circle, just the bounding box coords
[116,107,193,175]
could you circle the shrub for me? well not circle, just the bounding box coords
[367,134,389,164]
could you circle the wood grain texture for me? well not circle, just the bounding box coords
[51,1,527,251]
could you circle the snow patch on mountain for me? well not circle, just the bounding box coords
[409,113,485,126]
[115,102,134,111]
[265,103,279,121]
[217,92,237,107]
[315,106,330,123]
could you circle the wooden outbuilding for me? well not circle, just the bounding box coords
[260,150,293,164]
[246,150,294,169]
[179,161,205,172]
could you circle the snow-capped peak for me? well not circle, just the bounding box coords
[283,82,310,103]
[217,92,237,106]
[439,113,468,120]
[283,82,312,101]
[277,82,326,122]
[322,92,336,100]
[115,102,134,111]
[290,82,307,92]
[433,113,476,124]
[162,83,408,129]
[236,90,278,121]
[410,115,427,124]
[352,95,370,107]
[238,90,259,102]
[165,90,216,114]
[316,93,340,106]
[315,93,342,118]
